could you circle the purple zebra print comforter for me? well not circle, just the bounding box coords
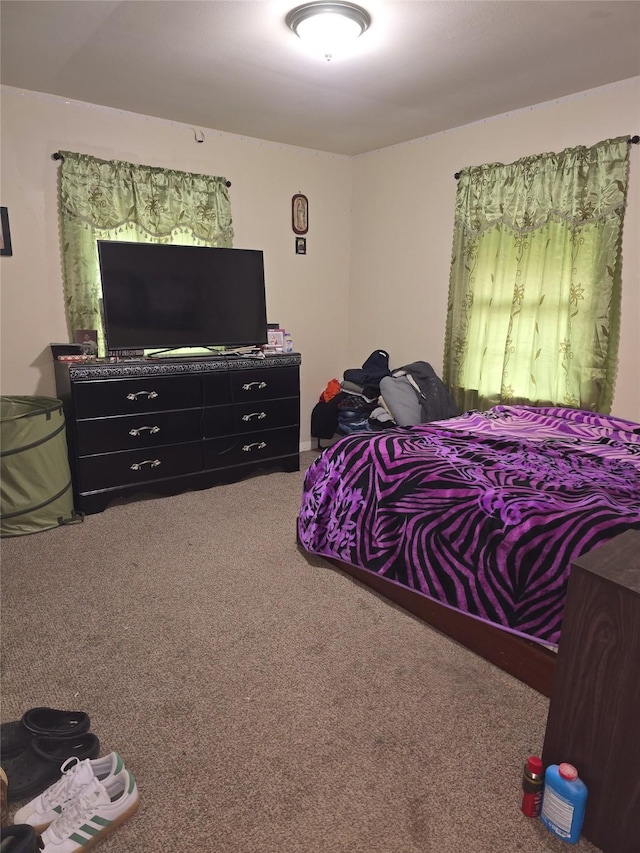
[298,406,640,645]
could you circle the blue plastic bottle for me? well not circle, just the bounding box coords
[540,763,588,844]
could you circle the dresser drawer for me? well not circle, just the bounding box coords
[233,397,299,433]
[76,409,202,455]
[78,442,203,492]
[202,371,233,406]
[203,398,299,438]
[203,426,299,470]
[73,375,202,419]
[230,366,298,402]
[202,404,236,438]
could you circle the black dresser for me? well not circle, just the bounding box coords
[53,353,301,514]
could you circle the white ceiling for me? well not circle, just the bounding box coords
[1,1,639,156]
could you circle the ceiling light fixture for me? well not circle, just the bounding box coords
[286,1,371,61]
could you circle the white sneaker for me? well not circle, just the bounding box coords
[14,752,125,833]
[39,768,138,853]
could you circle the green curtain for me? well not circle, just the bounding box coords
[443,137,630,414]
[58,151,233,353]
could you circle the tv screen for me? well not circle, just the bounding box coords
[97,241,268,352]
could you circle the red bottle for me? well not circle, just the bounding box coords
[521,755,544,817]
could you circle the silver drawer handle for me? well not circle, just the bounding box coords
[241,412,267,422]
[129,425,161,437]
[126,390,158,401]
[242,441,267,452]
[241,381,267,391]
[130,459,161,471]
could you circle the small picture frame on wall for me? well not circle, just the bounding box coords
[292,194,308,235]
[295,237,307,255]
[1,207,12,256]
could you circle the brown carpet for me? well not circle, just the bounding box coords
[1,451,602,852]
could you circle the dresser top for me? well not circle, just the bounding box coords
[56,352,301,381]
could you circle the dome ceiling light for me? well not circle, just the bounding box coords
[286,1,372,61]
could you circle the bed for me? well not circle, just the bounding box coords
[297,405,640,696]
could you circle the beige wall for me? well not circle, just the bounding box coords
[0,87,353,448]
[1,78,639,442]
[349,77,640,422]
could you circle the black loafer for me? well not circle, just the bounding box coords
[2,733,100,802]
[1,708,91,759]
[0,824,43,852]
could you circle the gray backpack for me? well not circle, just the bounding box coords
[380,362,459,426]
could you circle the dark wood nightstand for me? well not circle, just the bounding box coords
[542,528,640,853]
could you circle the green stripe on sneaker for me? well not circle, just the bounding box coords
[114,753,124,774]
[127,772,136,794]
[68,815,112,844]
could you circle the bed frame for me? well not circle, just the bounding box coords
[298,541,557,697]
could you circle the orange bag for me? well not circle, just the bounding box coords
[320,378,341,402]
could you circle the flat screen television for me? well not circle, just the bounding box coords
[97,241,268,353]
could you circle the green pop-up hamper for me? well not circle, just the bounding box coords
[1,396,82,537]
